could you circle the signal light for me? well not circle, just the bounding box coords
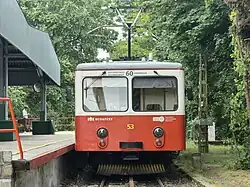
[98,139,107,149]
[155,139,163,147]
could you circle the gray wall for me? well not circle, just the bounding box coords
[14,151,75,187]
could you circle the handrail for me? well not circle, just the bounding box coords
[0,97,23,159]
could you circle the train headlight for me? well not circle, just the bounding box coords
[153,127,164,138]
[97,128,108,138]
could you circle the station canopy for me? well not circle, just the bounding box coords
[0,0,60,86]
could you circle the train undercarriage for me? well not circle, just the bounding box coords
[75,151,180,176]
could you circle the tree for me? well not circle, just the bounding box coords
[21,0,118,63]
[110,35,155,59]
[8,87,29,118]
[224,0,250,128]
[109,0,156,59]
[148,0,235,140]
[8,0,119,127]
[223,0,250,169]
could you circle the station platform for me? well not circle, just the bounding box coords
[0,131,75,171]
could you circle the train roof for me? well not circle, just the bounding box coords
[76,61,183,70]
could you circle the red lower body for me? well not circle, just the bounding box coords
[75,115,186,152]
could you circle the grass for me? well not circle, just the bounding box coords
[175,141,250,187]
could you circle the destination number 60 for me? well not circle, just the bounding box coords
[125,71,133,76]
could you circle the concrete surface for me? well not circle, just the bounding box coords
[0,179,12,187]
[0,151,13,187]
[0,131,76,187]
[0,131,75,160]
[14,151,75,187]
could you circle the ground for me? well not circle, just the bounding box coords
[175,141,250,187]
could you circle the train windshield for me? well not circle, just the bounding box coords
[83,77,128,112]
[132,77,178,112]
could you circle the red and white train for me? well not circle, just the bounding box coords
[74,60,191,175]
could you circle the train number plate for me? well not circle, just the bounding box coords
[127,124,135,130]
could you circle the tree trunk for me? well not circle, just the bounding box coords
[244,70,250,127]
[225,0,250,127]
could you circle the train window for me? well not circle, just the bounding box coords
[83,77,128,112]
[132,77,178,112]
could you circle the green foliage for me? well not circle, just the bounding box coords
[225,0,250,169]
[232,142,250,170]
[7,0,118,125]
[20,0,117,62]
[6,0,249,171]
[109,0,156,59]
[149,0,235,139]
[110,37,155,59]
[54,119,75,131]
[111,0,237,143]
[229,79,248,144]
[8,87,29,118]
[205,0,214,7]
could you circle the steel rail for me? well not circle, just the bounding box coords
[99,178,106,187]
[129,176,134,187]
[156,177,165,187]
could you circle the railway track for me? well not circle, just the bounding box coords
[61,164,203,187]
[93,175,170,187]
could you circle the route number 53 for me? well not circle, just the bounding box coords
[127,124,135,130]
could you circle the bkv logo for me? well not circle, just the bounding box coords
[87,117,95,121]
[153,116,176,122]
[152,116,165,122]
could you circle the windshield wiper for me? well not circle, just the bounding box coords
[154,70,160,76]
[84,71,106,91]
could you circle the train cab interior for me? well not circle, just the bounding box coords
[132,77,178,112]
[83,76,178,112]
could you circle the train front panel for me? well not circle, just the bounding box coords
[75,114,185,151]
[75,67,185,152]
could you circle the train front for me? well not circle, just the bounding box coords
[75,62,186,176]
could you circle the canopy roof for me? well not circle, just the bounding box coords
[0,0,60,86]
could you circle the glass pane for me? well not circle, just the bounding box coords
[132,77,178,112]
[83,77,128,112]
[133,77,176,88]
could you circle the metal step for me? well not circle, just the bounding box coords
[96,164,166,176]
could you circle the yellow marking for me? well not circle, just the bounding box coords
[127,124,135,130]
[12,138,72,155]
